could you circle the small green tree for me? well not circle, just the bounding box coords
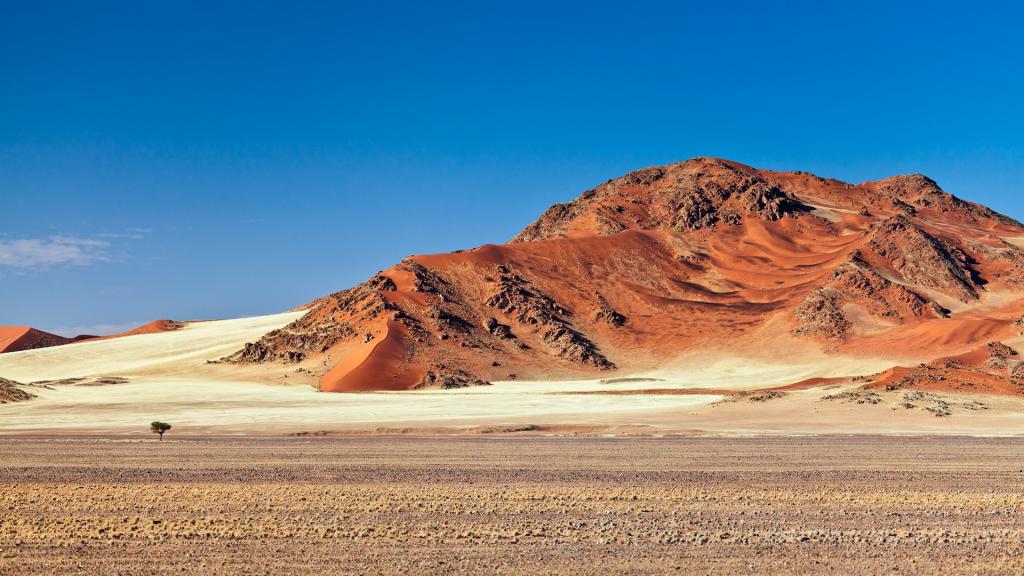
[150,421,172,440]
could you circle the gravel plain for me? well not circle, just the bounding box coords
[2,436,1024,575]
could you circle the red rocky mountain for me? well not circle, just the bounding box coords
[225,158,1024,394]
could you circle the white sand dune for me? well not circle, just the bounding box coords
[0,312,717,433]
[0,312,306,382]
[3,311,1024,435]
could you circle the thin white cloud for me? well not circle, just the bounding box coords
[0,235,112,269]
[97,227,151,240]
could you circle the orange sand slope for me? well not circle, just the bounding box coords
[0,320,182,354]
[86,320,184,343]
[0,327,73,354]
[219,157,1024,394]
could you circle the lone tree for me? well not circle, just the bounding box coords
[150,421,172,440]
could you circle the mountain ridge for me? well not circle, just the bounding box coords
[223,157,1024,393]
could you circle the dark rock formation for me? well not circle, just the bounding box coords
[866,216,980,301]
[0,377,34,404]
[484,266,613,369]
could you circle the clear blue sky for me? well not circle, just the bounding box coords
[2,1,1023,335]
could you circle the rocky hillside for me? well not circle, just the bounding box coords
[226,157,1024,392]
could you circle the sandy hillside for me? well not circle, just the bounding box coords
[3,310,1024,435]
[216,158,1024,395]
[0,312,305,383]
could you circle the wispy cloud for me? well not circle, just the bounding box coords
[96,227,151,240]
[0,235,113,269]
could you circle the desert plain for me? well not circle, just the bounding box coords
[4,310,1024,574]
[6,160,1024,574]
[3,436,1024,575]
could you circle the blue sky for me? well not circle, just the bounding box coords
[2,1,1023,335]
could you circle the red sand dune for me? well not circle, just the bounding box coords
[85,320,184,343]
[0,326,75,354]
[0,320,183,354]
[219,158,1024,394]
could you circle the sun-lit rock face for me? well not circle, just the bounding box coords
[226,157,1024,393]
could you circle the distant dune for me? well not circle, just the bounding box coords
[0,326,76,354]
[0,320,182,354]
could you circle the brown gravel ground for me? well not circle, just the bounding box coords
[2,436,1024,575]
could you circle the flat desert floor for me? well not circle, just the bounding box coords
[2,436,1024,575]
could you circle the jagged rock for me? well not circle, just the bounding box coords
[1011,363,1024,388]
[967,238,1024,286]
[822,389,882,404]
[511,158,809,242]
[421,366,489,389]
[0,377,34,403]
[221,321,355,364]
[871,174,1023,227]
[538,325,614,369]
[424,304,474,333]
[794,253,950,341]
[484,266,571,320]
[220,271,401,363]
[793,289,851,341]
[866,216,980,301]
[985,341,1018,359]
[594,294,627,327]
[400,260,455,298]
[483,317,516,340]
[484,266,614,369]
[983,341,1019,370]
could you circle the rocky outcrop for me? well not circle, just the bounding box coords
[793,254,948,342]
[484,266,614,369]
[594,294,627,327]
[793,288,851,341]
[221,273,397,363]
[967,238,1024,286]
[865,216,980,301]
[868,174,1023,227]
[511,158,809,242]
[423,304,474,337]
[873,342,1024,395]
[829,256,946,319]
[513,201,591,244]
[982,341,1019,371]
[0,377,34,403]
[420,366,489,389]
[1011,362,1024,389]
[483,317,527,349]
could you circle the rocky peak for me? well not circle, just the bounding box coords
[511,157,809,242]
[864,174,1022,227]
